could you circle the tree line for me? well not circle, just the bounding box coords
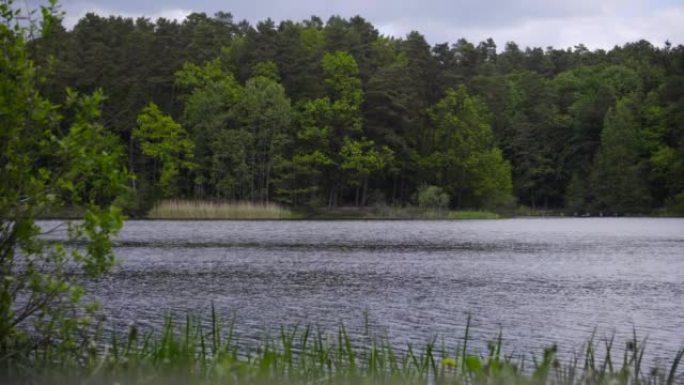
[31,11,684,215]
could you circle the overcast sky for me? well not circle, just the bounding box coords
[31,0,684,50]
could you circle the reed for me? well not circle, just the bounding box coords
[148,200,297,219]
[5,312,683,385]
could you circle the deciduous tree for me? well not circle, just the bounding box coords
[1,1,128,358]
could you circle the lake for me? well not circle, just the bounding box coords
[43,217,684,362]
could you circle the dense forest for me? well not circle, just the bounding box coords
[29,11,684,215]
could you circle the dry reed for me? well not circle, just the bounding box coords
[148,200,296,219]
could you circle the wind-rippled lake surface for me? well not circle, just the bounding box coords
[43,218,684,361]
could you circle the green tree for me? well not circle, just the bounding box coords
[1,1,128,358]
[322,50,363,133]
[289,98,334,206]
[592,96,651,213]
[270,19,326,101]
[653,58,684,213]
[650,146,684,212]
[552,65,641,209]
[133,102,195,198]
[340,138,393,206]
[234,73,292,202]
[209,128,252,199]
[424,87,513,208]
[294,51,364,207]
[364,45,420,205]
[175,59,244,198]
[400,31,438,152]
[176,58,293,202]
[504,71,569,209]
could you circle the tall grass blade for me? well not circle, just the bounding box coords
[667,348,684,385]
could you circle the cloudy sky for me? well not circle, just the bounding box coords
[31,0,684,50]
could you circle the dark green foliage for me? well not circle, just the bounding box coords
[423,87,513,209]
[592,97,652,213]
[26,8,684,214]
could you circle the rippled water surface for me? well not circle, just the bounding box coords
[43,218,684,360]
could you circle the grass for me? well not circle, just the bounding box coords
[303,206,500,220]
[374,206,499,219]
[36,201,500,221]
[148,200,298,219]
[3,312,682,385]
[445,210,500,220]
[146,201,500,220]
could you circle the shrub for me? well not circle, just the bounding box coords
[0,0,128,361]
[418,185,450,210]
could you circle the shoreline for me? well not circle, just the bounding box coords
[39,211,683,221]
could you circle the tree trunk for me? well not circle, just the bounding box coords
[265,151,272,203]
[391,175,398,206]
[328,186,338,208]
[361,178,369,206]
[400,178,406,206]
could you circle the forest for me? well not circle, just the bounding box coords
[29,10,684,216]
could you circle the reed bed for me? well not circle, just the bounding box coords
[3,312,682,385]
[148,200,499,220]
[148,200,297,219]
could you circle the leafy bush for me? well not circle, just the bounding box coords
[0,0,128,361]
[417,185,450,210]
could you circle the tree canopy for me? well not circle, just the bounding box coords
[26,9,684,214]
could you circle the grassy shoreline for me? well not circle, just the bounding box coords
[293,206,500,220]
[145,200,501,220]
[3,313,682,385]
[147,200,299,219]
[39,201,683,220]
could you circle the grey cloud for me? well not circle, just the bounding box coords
[55,0,611,27]
[31,0,684,49]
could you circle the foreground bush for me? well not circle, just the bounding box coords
[1,0,127,361]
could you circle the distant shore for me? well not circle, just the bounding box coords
[40,200,682,220]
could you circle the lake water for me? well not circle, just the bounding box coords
[43,218,684,363]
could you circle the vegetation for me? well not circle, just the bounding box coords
[146,199,498,219]
[148,199,296,219]
[133,102,196,200]
[293,206,498,219]
[2,313,683,385]
[418,185,451,211]
[0,0,128,363]
[22,4,683,216]
[2,0,683,383]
